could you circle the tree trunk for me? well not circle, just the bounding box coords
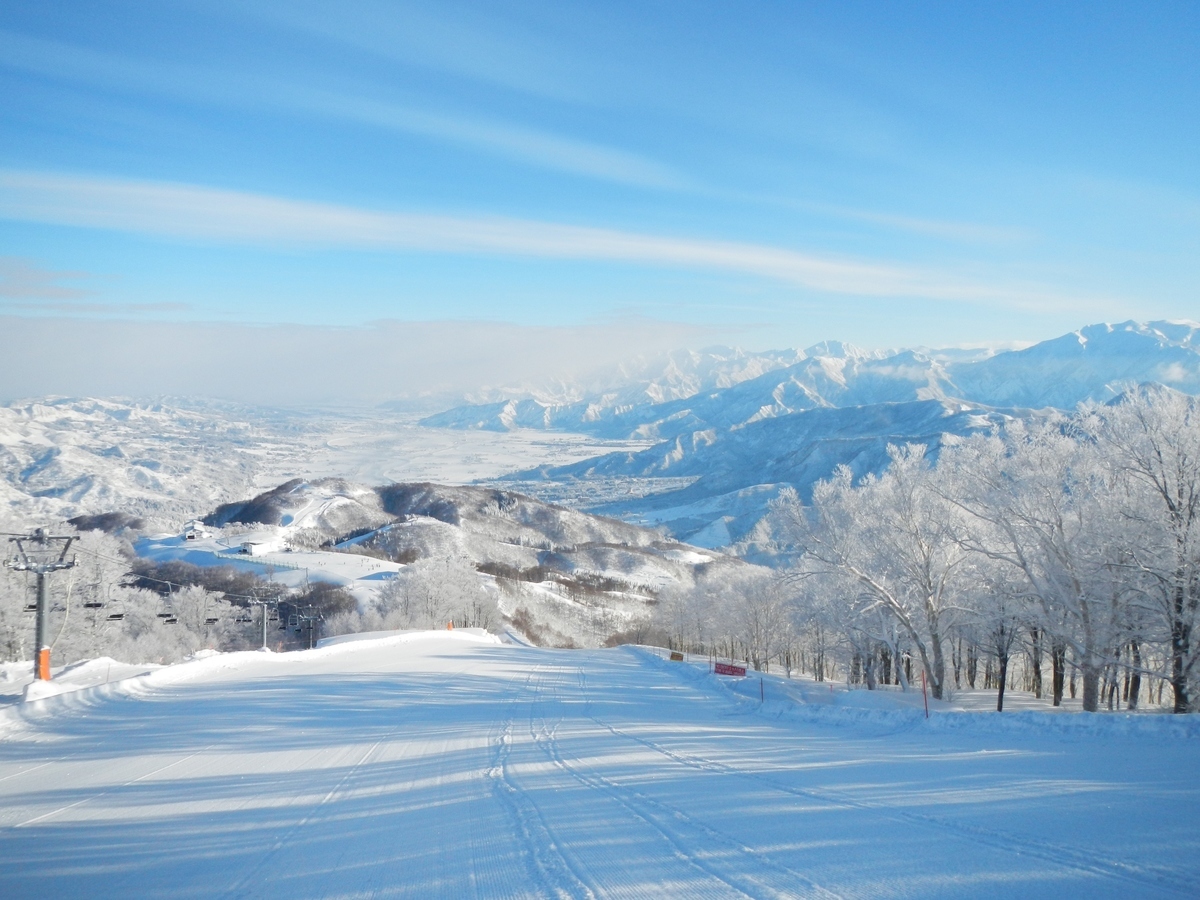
[1171,584,1192,712]
[1081,662,1102,712]
[1051,641,1066,706]
[996,651,1009,712]
[928,629,946,700]
[966,643,978,689]
[1128,641,1141,711]
[863,650,877,690]
[1029,628,1043,699]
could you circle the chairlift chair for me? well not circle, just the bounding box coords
[205,616,219,625]
[164,617,178,625]
[103,591,126,621]
[83,601,104,609]
[23,603,37,612]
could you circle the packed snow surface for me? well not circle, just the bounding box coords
[1,633,1197,898]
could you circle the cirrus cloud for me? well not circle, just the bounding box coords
[0,168,1111,311]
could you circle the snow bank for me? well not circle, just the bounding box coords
[0,630,501,739]
[629,646,1200,741]
[0,657,162,707]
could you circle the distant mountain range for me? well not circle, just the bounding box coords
[434,321,1200,550]
[3,320,1197,560]
[520,398,1025,545]
[424,321,1200,439]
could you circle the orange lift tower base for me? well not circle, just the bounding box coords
[4,528,76,682]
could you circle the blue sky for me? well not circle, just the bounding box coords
[1,1,1197,364]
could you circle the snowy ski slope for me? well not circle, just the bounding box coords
[1,632,1197,898]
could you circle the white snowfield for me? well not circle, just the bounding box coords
[137,530,404,605]
[1,633,1198,899]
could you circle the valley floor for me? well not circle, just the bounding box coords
[0,633,1197,898]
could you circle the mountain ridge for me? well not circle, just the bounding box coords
[423,320,1200,439]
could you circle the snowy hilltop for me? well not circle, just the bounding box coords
[136,478,755,649]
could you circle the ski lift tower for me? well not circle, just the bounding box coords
[247,597,279,650]
[296,605,321,650]
[4,528,76,681]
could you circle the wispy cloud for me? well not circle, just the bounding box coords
[306,93,686,189]
[717,188,1033,245]
[0,257,92,300]
[248,0,587,104]
[0,169,1109,311]
[824,206,1032,245]
[0,28,683,190]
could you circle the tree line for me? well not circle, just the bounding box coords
[650,386,1199,713]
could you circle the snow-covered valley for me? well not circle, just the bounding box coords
[0,398,656,531]
[7,320,1198,555]
[2,631,1197,899]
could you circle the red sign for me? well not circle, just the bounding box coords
[714,662,746,677]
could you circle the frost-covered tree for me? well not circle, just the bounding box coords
[733,572,792,672]
[778,445,973,699]
[1090,386,1200,711]
[367,553,496,632]
[941,422,1117,710]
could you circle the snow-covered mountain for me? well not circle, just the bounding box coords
[506,398,1028,549]
[950,320,1200,409]
[5,320,1197,558]
[177,478,751,646]
[423,320,1200,551]
[0,397,268,527]
[424,321,1200,439]
[422,345,822,433]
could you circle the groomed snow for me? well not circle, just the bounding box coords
[1,634,1197,898]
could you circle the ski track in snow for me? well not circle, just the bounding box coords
[586,666,1193,898]
[531,665,837,899]
[0,634,1197,898]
